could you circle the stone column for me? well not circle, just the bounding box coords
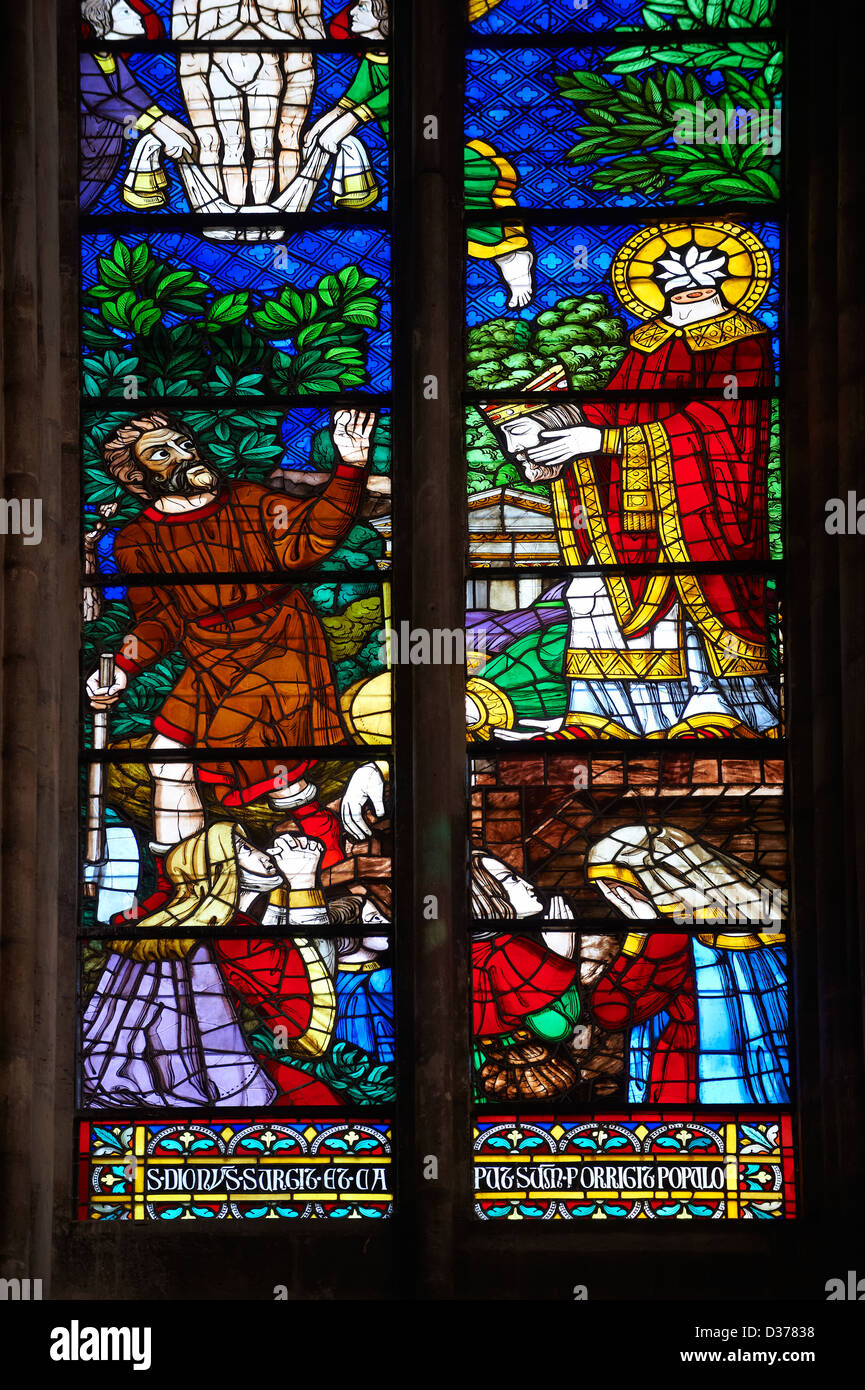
[407,0,466,1298]
[787,0,865,1233]
[0,0,80,1291]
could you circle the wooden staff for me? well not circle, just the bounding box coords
[84,652,115,879]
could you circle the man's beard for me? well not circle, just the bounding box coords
[513,450,565,483]
[144,456,220,499]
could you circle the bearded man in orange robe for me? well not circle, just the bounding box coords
[86,408,376,905]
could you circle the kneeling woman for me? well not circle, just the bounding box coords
[82,822,340,1108]
[470,849,581,1102]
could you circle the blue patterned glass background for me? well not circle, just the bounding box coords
[466,220,781,376]
[466,46,782,210]
[83,51,389,215]
[470,0,646,34]
[82,228,392,391]
[282,406,347,472]
[468,0,774,33]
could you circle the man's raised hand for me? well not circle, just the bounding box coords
[333,409,377,468]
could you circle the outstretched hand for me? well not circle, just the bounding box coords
[333,409,377,468]
[525,426,603,468]
[152,115,198,161]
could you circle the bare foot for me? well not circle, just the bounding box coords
[494,248,535,309]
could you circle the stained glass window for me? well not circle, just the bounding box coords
[77,0,396,1221]
[463,0,794,1220]
[72,0,794,1234]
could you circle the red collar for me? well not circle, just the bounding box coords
[142,486,228,524]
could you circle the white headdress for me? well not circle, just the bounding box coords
[655,243,728,295]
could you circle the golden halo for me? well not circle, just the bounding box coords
[609,220,773,320]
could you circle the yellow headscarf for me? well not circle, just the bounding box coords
[107,822,242,962]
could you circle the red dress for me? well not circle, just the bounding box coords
[215,922,340,1105]
[472,934,578,1037]
[590,934,698,1103]
[558,314,772,664]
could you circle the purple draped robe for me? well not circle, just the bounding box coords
[82,943,276,1108]
[80,52,156,211]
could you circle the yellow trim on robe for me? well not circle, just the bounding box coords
[336,98,375,123]
[562,713,640,738]
[662,710,760,738]
[465,138,529,257]
[697,931,787,949]
[607,927,783,954]
[122,187,168,210]
[466,227,530,258]
[607,929,784,952]
[621,423,659,533]
[565,647,685,681]
[126,169,168,195]
[466,138,520,207]
[648,425,769,677]
[290,939,337,1059]
[551,472,583,569]
[622,932,649,956]
[628,309,769,355]
[551,424,769,679]
[552,417,769,678]
[552,465,674,638]
[134,104,163,132]
[334,171,379,210]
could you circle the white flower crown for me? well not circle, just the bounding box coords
[655,244,728,294]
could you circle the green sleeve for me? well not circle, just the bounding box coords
[464,139,529,258]
[342,57,390,136]
[464,143,502,213]
[481,622,570,724]
[525,983,581,1042]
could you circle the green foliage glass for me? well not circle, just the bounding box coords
[83,240,382,398]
